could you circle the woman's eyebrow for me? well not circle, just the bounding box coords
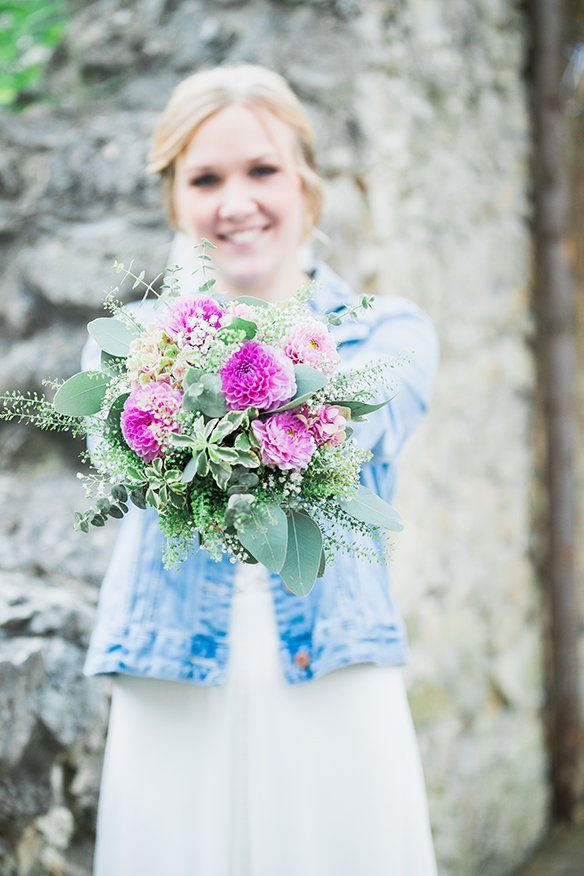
[184,153,281,174]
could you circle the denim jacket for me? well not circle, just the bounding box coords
[81,261,439,686]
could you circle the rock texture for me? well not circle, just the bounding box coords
[0,1,545,874]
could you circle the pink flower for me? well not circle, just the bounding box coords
[227,301,258,322]
[120,382,183,462]
[305,404,348,447]
[281,320,340,376]
[165,296,225,351]
[251,412,316,471]
[220,340,296,411]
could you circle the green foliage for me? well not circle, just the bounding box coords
[339,485,404,531]
[237,502,288,574]
[88,317,138,357]
[0,389,87,434]
[280,510,323,597]
[53,371,111,416]
[270,364,328,413]
[0,1,70,109]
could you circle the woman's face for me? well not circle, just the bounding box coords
[173,103,309,293]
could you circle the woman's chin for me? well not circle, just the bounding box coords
[217,258,276,293]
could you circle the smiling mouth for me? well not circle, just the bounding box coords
[218,226,270,245]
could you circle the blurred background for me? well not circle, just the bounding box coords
[0,1,583,874]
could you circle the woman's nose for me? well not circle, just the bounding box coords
[217,180,258,223]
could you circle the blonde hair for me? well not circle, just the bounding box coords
[147,64,323,235]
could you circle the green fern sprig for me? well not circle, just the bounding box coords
[0,390,87,435]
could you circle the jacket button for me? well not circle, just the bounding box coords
[294,650,310,669]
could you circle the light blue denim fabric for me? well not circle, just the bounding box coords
[81,261,439,686]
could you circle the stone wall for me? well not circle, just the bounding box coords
[0,1,545,873]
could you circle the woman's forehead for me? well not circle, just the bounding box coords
[180,103,298,169]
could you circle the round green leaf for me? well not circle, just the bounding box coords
[270,364,328,413]
[88,317,138,357]
[280,511,323,596]
[339,485,404,531]
[53,371,111,417]
[237,503,288,574]
[232,295,270,309]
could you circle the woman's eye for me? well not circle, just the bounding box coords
[190,173,220,187]
[250,165,278,178]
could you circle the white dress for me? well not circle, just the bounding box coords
[92,563,438,875]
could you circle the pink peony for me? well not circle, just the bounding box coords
[281,320,340,376]
[251,412,316,471]
[220,340,296,411]
[305,404,348,447]
[165,296,225,351]
[120,382,183,462]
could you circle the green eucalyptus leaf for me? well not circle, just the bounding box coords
[232,295,270,309]
[105,392,130,443]
[335,397,395,420]
[198,278,216,292]
[111,485,128,503]
[90,515,106,527]
[53,371,111,417]
[237,503,288,573]
[100,350,127,376]
[227,467,259,489]
[225,492,255,528]
[88,317,138,357]
[130,489,147,509]
[317,550,326,579]
[280,510,323,597]
[184,374,227,418]
[184,366,205,389]
[217,317,257,340]
[108,506,125,519]
[269,364,328,414]
[339,485,403,531]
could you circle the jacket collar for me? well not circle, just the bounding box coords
[309,260,356,313]
[309,261,370,343]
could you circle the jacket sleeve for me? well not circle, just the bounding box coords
[344,296,440,463]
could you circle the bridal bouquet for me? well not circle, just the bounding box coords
[1,242,403,596]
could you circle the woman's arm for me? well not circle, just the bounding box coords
[345,296,440,463]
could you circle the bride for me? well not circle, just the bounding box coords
[83,63,440,875]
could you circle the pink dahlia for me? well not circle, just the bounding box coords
[165,295,225,351]
[305,404,348,447]
[281,320,340,376]
[120,382,183,462]
[251,412,316,471]
[220,340,296,411]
